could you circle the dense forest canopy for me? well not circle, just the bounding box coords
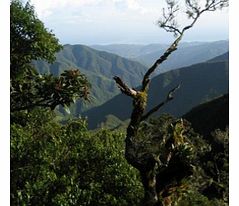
[10,0,90,113]
[10,0,229,206]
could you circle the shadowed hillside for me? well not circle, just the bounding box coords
[183,93,229,138]
[83,54,228,129]
[207,52,229,63]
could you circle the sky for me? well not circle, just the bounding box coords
[27,0,229,45]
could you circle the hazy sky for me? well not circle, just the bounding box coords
[28,0,228,45]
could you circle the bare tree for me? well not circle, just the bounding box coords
[113,0,228,205]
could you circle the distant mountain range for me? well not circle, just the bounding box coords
[33,42,228,120]
[91,41,217,59]
[91,43,169,59]
[83,53,229,129]
[91,40,228,74]
[33,44,147,114]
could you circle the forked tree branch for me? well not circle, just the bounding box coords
[141,0,228,94]
[113,76,138,97]
[112,1,229,205]
[141,84,181,121]
[141,36,182,92]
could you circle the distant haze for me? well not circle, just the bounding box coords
[27,0,228,45]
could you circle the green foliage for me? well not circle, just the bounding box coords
[134,114,228,205]
[137,115,208,185]
[11,110,143,205]
[10,0,62,78]
[184,95,229,203]
[199,128,229,203]
[11,111,228,205]
[178,190,225,206]
[11,70,90,112]
[10,0,90,113]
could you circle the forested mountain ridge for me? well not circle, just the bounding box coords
[91,41,227,60]
[183,93,229,138]
[33,44,147,113]
[134,40,228,73]
[207,51,229,63]
[91,43,169,58]
[33,42,228,116]
[83,53,229,129]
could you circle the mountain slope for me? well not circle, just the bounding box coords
[134,40,228,73]
[183,93,229,138]
[33,44,147,113]
[83,53,229,129]
[90,42,210,59]
[207,52,229,63]
[91,43,169,58]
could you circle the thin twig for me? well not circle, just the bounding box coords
[141,84,181,121]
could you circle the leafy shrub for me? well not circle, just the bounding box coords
[11,109,143,205]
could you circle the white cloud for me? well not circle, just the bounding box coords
[29,0,158,18]
[30,0,103,18]
[112,0,157,14]
[25,0,228,44]
[127,0,147,13]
